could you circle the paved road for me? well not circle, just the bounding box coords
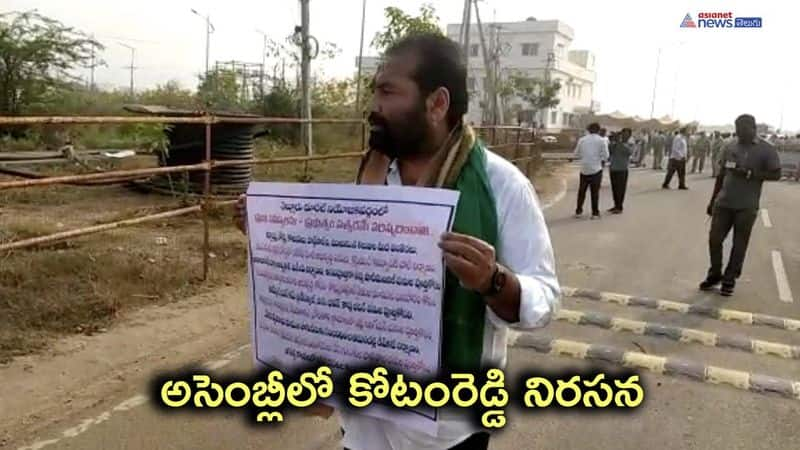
[7,166,800,450]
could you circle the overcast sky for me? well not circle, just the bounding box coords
[4,0,798,131]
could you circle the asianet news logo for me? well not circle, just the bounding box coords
[680,12,762,29]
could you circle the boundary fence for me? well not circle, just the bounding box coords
[0,115,542,280]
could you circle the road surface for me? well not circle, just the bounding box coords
[3,165,799,450]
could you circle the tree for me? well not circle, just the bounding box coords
[0,11,102,115]
[197,69,242,111]
[503,72,561,126]
[371,4,442,53]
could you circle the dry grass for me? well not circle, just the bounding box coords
[0,216,246,363]
[0,133,550,364]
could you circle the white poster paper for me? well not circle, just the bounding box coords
[246,182,460,436]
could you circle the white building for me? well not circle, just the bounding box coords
[446,17,599,130]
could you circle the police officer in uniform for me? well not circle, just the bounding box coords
[651,131,666,170]
[700,115,782,296]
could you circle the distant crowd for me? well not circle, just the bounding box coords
[572,115,784,297]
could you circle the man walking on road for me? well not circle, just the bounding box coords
[700,114,781,296]
[652,131,665,170]
[662,127,689,190]
[236,33,560,450]
[608,128,633,214]
[574,122,609,219]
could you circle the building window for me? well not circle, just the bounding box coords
[467,77,476,91]
[556,43,565,58]
[521,43,539,56]
[550,110,558,125]
[470,44,479,57]
[563,112,570,125]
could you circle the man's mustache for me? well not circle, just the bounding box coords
[368,113,389,128]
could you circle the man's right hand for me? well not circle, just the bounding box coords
[235,194,247,235]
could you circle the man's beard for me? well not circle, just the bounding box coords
[368,106,429,160]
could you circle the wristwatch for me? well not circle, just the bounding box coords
[482,264,507,297]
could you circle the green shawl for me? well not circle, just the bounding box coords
[356,126,498,372]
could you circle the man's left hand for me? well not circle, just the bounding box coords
[438,232,495,294]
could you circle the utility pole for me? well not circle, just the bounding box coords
[649,47,661,118]
[459,0,472,64]
[543,52,554,128]
[89,34,97,91]
[354,0,367,116]
[257,30,268,98]
[300,0,313,159]
[473,0,495,125]
[119,42,136,98]
[490,23,506,124]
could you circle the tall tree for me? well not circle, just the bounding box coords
[371,4,442,53]
[0,11,101,115]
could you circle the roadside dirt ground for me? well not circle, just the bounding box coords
[0,155,567,448]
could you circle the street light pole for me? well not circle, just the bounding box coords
[191,9,214,76]
[649,47,661,119]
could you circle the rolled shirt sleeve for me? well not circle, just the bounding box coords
[485,173,561,330]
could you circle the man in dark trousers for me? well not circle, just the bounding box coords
[573,122,610,219]
[700,114,781,296]
[651,130,666,170]
[691,131,710,174]
[608,128,633,214]
[662,128,689,190]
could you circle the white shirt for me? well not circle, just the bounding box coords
[339,150,561,450]
[573,133,610,175]
[671,135,688,160]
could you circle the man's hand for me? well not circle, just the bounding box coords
[234,194,247,235]
[438,232,495,294]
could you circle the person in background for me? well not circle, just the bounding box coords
[574,122,609,219]
[636,130,650,167]
[664,130,676,170]
[662,127,689,190]
[691,131,710,174]
[608,128,633,214]
[651,130,666,170]
[700,114,781,296]
[600,128,609,146]
[710,131,724,178]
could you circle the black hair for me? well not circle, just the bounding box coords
[587,122,600,133]
[385,33,467,130]
[735,114,756,126]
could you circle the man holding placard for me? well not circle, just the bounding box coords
[236,33,560,450]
